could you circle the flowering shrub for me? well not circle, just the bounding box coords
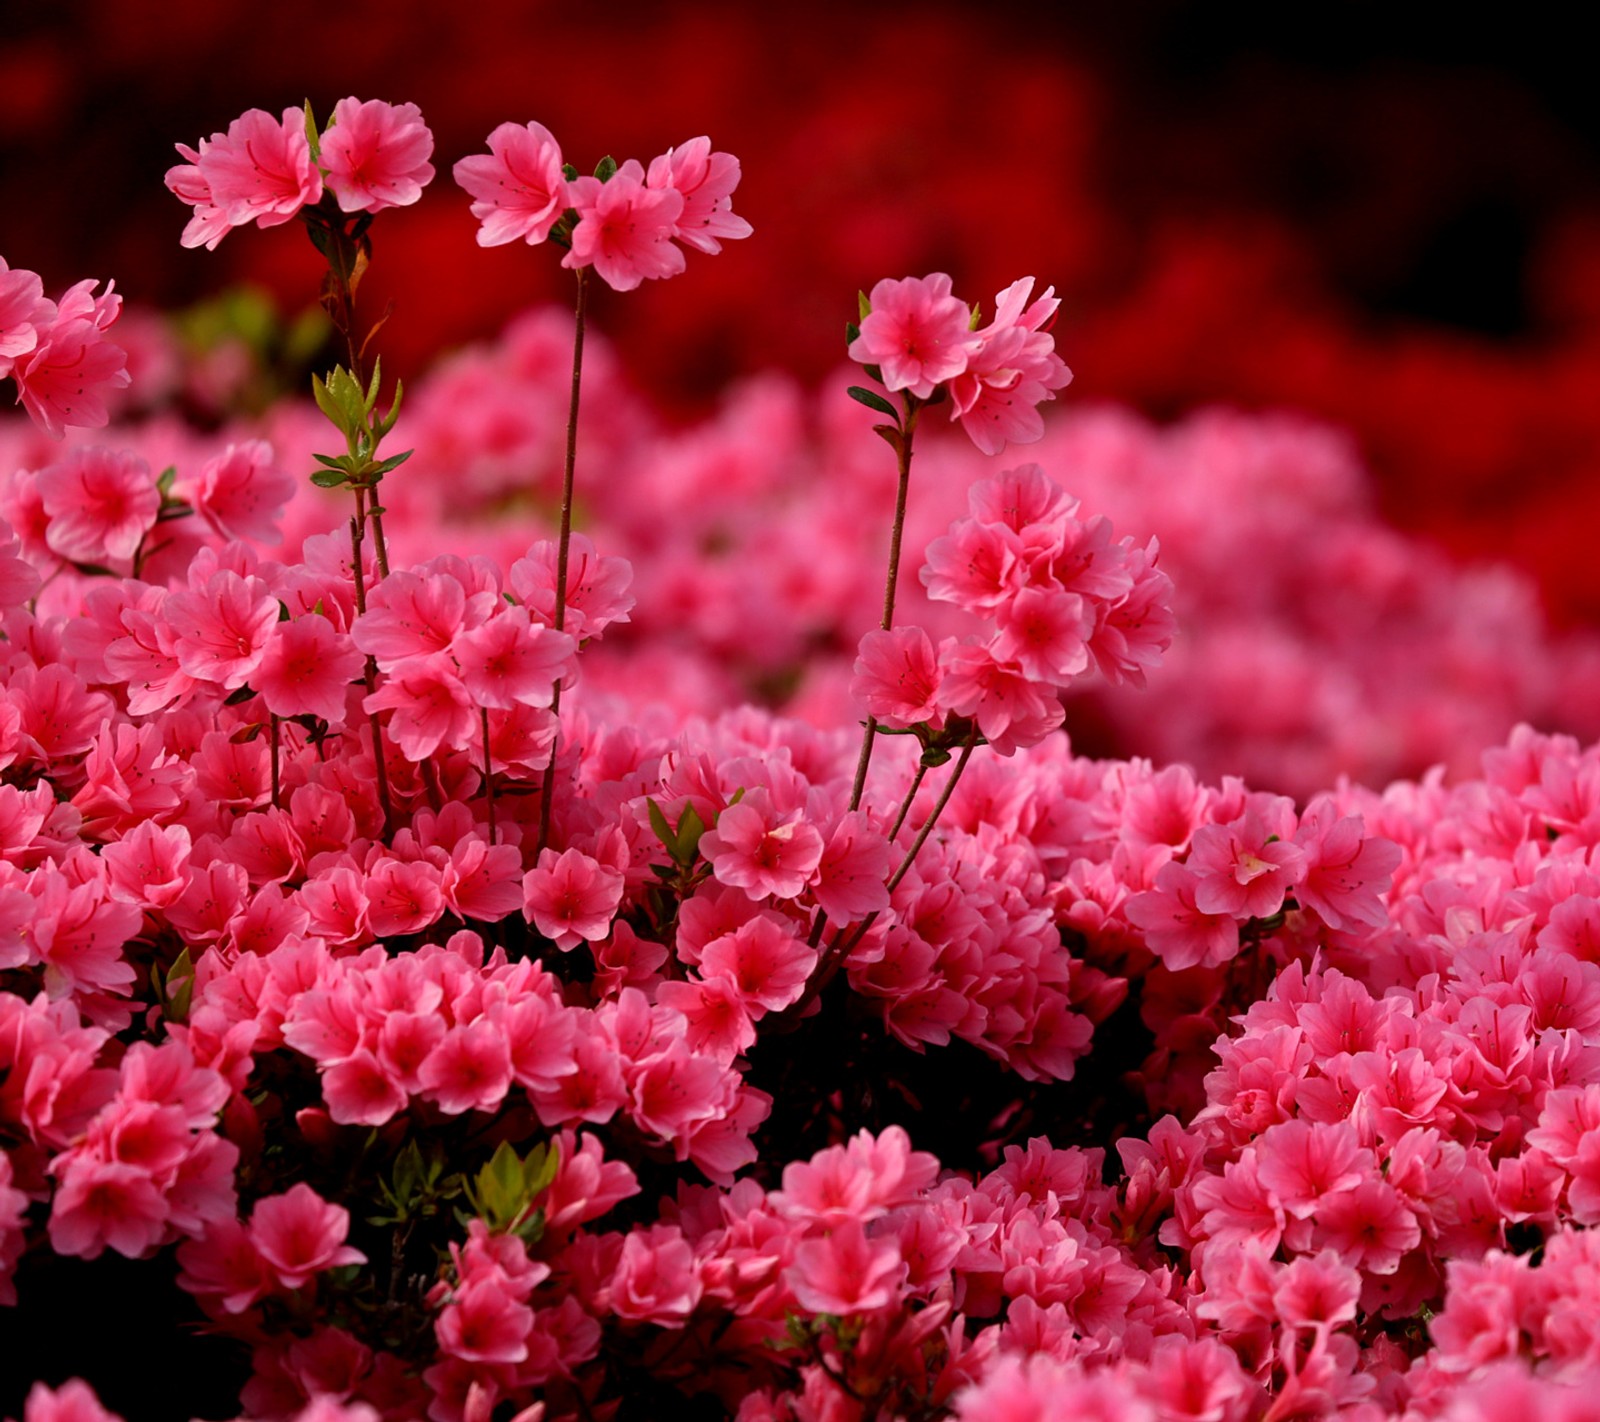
[4,92,1600,1422]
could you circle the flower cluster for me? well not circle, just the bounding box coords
[850,273,1072,454]
[454,125,750,290]
[853,463,1175,758]
[166,99,436,249]
[0,258,129,439]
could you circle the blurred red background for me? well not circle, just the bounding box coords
[4,1,1599,618]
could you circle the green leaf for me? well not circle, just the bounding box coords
[845,321,861,347]
[163,948,195,1024]
[858,290,871,322]
[69,561,114,578]
[594,155,618,182]
[847,386,899,421]
[311,370,340,425]
[872,423,904,453]
[311,452,349,470]
[365,357,383,414]
[310,469,350,489]
[277,601,292,622]
[222,684,258,705]
[561,163,579,182]
[376,377,404,438]
[646,798,676,853]
[156,465,177,497]
[370,449,413,476]
[675,803,706,864]
[522,1140,559,1197]
[302,100,321,160]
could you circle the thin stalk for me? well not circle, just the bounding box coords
[535,267,590,858]
[885,760,929,842]
[325,219,391,580]
[482,707,496,842]
[781,731,977,1031]
[847,399,921,812]
[269,714,281,810]
[349,512,395,836]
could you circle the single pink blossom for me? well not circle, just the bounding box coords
[185,106,322,233]
[249,1183,365,1289]
[454,120,569,247]
[565,169,686,292]
[851,626,944,728]
[524,847,625,950]
[321,97,435,213]
[187,439,296,544]
[645,136,752,254]
[849,273,981,400]
[0,257,51,378]
[698,789,825,901]
[35,447,159,565]
[255,615,364,724]
[786,1220,906,1315]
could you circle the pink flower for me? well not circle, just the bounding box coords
[419,1021,513,1116]
[187,439,296,544]
[646,136,752,254]
[0,257,51,379]
[786,1220,906,1315]
[609,1224,703,1323]
[849,273,981,400]
[454,120,569,247]
[1293,797,1400,932]
[524,847,625,950]
[948,277,1073,455]
[1186,802,1307,920]
[320,97,435,213]
[249,1183,365,1289]
[177,106,322,235]
[700,917,818,1015]
[698,789,825,901]
[851,626,944,728]
[565,170,686,292]
[47,1155,168,1259]
[509,534,635,641]
[437,1274,535,1364]
[363,654,476,760]
[21,1380,123,1422]
[165,570,280,689]
[1124,861,1241,971]
[35,447,159,564]
[255,615,364,724]
[812,812,892,922]
[10,305,130,438]
[451,608,576,709]
[935,642,1066,754]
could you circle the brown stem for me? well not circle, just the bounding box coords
[269,714,281,810]
[778,732,977,1031]
[327,226,391,580]
[481,707,496,842]
[885,760,929,842]
[847,399,920,812]
[535,267,590,859]
[350,512,395,837]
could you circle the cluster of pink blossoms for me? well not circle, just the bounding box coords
[166,98,437,249]
[854,464,1174,755]
[850,273,1072,453]
[454,124,750,290]
[0,258,129,439]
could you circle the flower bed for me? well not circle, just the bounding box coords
[4,96,1600,1422]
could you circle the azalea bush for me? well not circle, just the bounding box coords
[5,95,1600,1422]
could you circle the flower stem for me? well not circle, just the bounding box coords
[535,266,590,858]
[482,707,496,842]
[269,714,281,810]
[782,730,976,1032]
[847,398,920,813]
[349,511,395,837]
